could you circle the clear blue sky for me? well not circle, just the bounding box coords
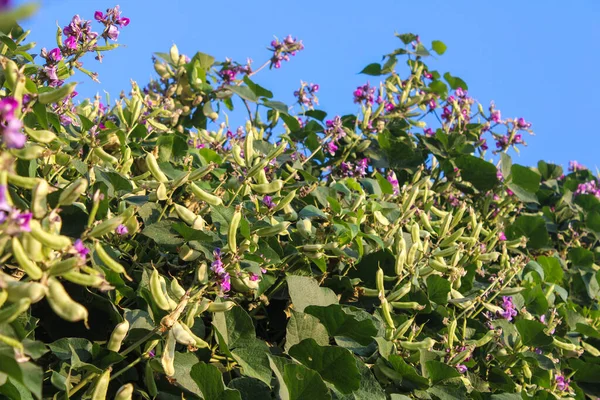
[17,0,600,171]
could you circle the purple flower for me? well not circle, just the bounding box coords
[498,232,507,241]
[15,212,32,232]
[106,25,120,40]
[355,158,369,178]
[516,117,531,129]
[94,11,105,21]
[456,364,468,374]
[2,119,25,148]
[568,160,586,172]
[73,239,89,259]
[64,35,78,50]
[555,373,570,391]
[490,109,501,123]
[575,180,600,199]
[249,272,260,282]
[353,83,376,105]
[211,248,230,293]
[387,171,400,195]
[269,35,304,69]
[455,87,467,98]
[115,224,129,235]
[500,296,518,321]
[263,196,276,209]
[424,127,434,137]
[47,47,63,63]
[326,141,338,156]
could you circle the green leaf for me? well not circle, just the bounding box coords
[359,63,382,76]
[508,164,541,203]
[231,339,272,385]
[141,219,184,246]
[332,358,386,400]
[515,320,553,347]
[285,310,330,352]
[386,355,429,389]
[212,306,256,349]
[288,339,361,394]
[283,363,332,400]
[0,355,42,400]
[455,155,498,192]
[225,85,258,102]
[431,40,447,55]
[172,352,201,393]
[243,76,273,98]
[157,134,188,162]
[427,275,451,304]
[375,172,394,195]
[568,247,594,268]
[425,361,461,384]
[443,72,468,90]
[536,256,564,284]
[287,276,338,312]
[190,362,242,400]
[427,384,468,400]
[305,304,377,346]
[281,113,301,132]
[299,205,329,220]
[228,377,272,400]
[506,215,550,250]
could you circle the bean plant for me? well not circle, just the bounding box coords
[0,4,599,400]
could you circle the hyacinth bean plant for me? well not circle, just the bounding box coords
[0,3,599,400]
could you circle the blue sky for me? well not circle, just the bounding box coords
[18,0,600,171]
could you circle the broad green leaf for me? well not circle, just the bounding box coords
[172,352,201,394]
[243,76,273,98]
[284,363,331,400]
[285,310,330,352]
[515,320,552,347]
[212,306,256,348]
[288,339,360,394]
[506,215,550,250]
[386,355,429,389]
[425,360,461,384]
[455,155,498,192]
[359,63,382,76]
[304,304,377,346]
[536,256,564,284]
[228,377,271,400]
[231,339,272,385]
[431,40,447,55]
[190,362,242,400]
[332,358,386,400]
[427,275,451,304]
[287,276,338,312]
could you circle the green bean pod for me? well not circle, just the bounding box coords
[161,330,176,377]
[150,268,171,311]
[95,242,129,279]
[207,300,236,312]
[145,153,169,183]
[31,179,49,219]
[62,271,106,287]
[228,206,242,253]
[0,298,31,324]
[250,179,284,194]
[47,278,89,325]
[398,337,436,350]
[390,301,425,310]
[172,321,196,347]
[254,221,291,237]
[88,216,124,238]
[179,321,210,348]
[273,190,296,212]
[170,278,186,301]
[93,147,119,165]
[190,182,223,206]
[7,173,40,189]
[114,383,134,400]
[107,320,129,352]
[188,163,216,181]
[231,144,246,167]
[28,220,71,250]
[11,237,43,280]
[145,362,158,397]
[244,129,254,166]
[91,368,111,400]
[38,82,77,104]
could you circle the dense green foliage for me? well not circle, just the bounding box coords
[1,5,599,400]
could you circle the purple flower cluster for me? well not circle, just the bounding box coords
[294,82,319,109]
[0,97,25,149]
[73,239,89,259]
[575,180,600,199]
[441,88,474,124]
[387,171,400,195]
[555,373,570,391]
[269,35,304,69]
[211,248,231,294]
[0,185,32,235]
[95,5,130,41]
[495,133,523,151]
[263,196,276,210]
[218,59,252,84]
[63,14,98,51]
[568,160,586,172]
[353,83,376,105]
[115,224,129,235]
[340,158,370,178]
[324,116,346,156]
[40,47,64,87]
[499,296,518,321]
